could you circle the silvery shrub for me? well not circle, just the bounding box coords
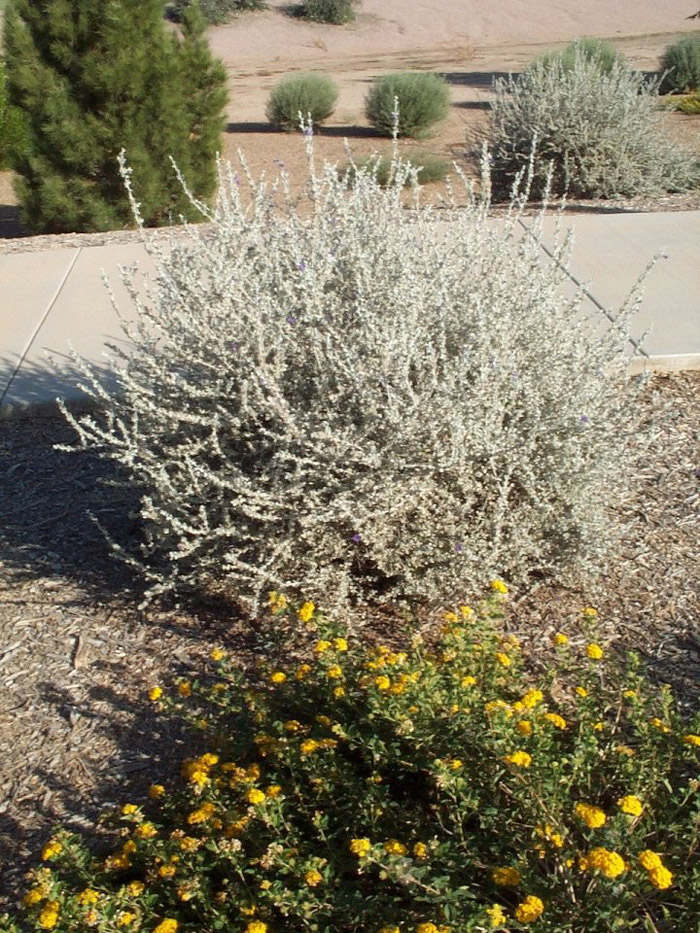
[487,50,699,200]
[60,134,646,615]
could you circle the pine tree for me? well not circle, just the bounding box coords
[2,0,228,234]
[176,3,228,201]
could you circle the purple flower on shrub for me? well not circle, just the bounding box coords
[298,260,307,272]
[351,533,361,543]
[454,542,464,553]
[286,315,296,325]
[580,415,590,423]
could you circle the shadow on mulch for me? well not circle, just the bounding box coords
[0,413,142,603]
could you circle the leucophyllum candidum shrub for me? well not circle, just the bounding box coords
[487,50,699,201]
[60,134,645,613]
[9,596,700,933]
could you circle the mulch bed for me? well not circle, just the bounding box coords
[0,371,698,909]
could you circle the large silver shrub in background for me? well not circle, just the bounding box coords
[62,138,645,614]
[487,51,699,200]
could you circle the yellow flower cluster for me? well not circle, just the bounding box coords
[76,888,100,906]
[304,869,323,887]
[683,733,700,746]
[520,689,544,709]
[349,837,372,858]
[552,632,569,646]
[41,840,63,862]
[617,795,643,817]
[585,847,626,879]
[246,919,268,932]
[535,824,564,849]
[298,600,315,622]
[490,579,509,594]
[384,839,408,856]
[187,801,216,825]
[543,712,567,730]
[638,851,673,889]
[586,643,604,660]
[22,888,45,907]
[485,904,507,928]
[575,802,606,829]
[514,895,544,923]
[153,921,178,933]
[503,750,531,768]
[181,752,219,788]
[37,901,60,930]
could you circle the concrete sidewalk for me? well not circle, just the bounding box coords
[1,211,699,418]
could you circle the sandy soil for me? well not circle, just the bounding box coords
[1,2,699,238]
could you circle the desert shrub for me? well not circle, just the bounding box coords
[58,136,648,614]
[8,593,700,933]
[534,37,624,75]
[365,72,450,137]
[170,0,265,24]
[487,50,699,200]
[674,91,700,114]
[266,73,338,130]
[0,57,28,170]
[659,34,700,93]
[296,0,358,24]
[341,149,449,187]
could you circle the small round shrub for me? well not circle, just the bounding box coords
[266,73,338,130]
[487,51,699,200]
[299,0,358,25]
[674,91,700,114]
[170,0,265,26]
[534,37,624,75]
[659,34,700,93]
[342,150,449,187]
[365,72,450,138]
[10,594,700,932]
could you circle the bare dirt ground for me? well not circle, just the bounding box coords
[1,0,699,911]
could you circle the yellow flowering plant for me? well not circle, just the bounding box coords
[5,593,700,933]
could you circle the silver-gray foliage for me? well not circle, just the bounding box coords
[60,137,646,614]
[487,51,699,200]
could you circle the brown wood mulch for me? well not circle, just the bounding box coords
[0,372,698,910]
